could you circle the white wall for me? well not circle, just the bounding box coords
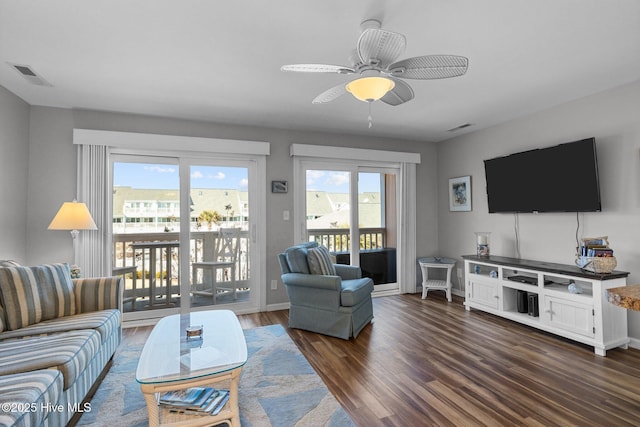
[0,86,29,262]
[4,80,640,338]
[437,79,640,340]
[22,107,439,307]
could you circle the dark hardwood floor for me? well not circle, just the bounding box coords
[123,293,640,426]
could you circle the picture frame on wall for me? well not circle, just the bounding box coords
[271,180,288,193]
[449,176,471,211]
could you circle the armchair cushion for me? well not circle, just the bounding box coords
[284,241,318,274]
[334,264,362,280]
[341,278,375,307]
[307,246,336,276]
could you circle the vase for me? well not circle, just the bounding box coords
[475,232,491,257]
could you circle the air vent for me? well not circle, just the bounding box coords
[447,123,473,132]
[7,62,52,86]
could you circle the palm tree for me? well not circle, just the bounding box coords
[198,210,221,230]
[224,204,234,225]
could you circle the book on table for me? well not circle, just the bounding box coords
[159,387,230,416]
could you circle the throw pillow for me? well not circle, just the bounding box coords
[0,263,75,331]
[307,246,337,276]
[0,260,20,267]
[38,263,76,318]
[0,266,44,330]
[285,247,311,274]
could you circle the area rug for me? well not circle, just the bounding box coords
[77,324,354,427]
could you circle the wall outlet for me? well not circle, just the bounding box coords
[270,279,278,290]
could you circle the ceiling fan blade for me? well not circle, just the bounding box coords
[281,64,354,74]
[312,83,348,104]
[357,28,406,68]
[388,55,468,79]
[380,78,414,106]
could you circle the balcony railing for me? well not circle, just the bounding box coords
[112,227,386,310]
[307,227,386,252]
[112,230,250,308]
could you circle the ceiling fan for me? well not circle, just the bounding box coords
[281,19,469,107]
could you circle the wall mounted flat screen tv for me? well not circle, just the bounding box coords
[484,138,601,213]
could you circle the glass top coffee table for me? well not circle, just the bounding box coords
[136,309,247,427]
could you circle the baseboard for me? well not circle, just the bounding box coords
[372,289,400,298]
[266,302,290,311]
[123,318,158,328]
[628,337,640,350]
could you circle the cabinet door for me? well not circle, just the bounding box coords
[468,279,499,309]
[543,295,594,337]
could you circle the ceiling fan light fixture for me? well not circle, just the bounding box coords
[346,76,395,102]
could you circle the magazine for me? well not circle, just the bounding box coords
[160,387,229,416]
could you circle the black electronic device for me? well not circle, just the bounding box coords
[507,275,537,285]
[508,275,554,286]
[528,293,539,317]
[516,290,528,313]
[484,138,601,213]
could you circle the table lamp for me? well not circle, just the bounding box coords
[48,200,97,266]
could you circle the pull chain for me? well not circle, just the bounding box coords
[367,100,373,128]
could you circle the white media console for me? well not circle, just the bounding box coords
[463,255,629,356]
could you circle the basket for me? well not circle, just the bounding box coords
[575,255,617,273]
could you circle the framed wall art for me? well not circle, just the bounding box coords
[271,180,288,193]
[449,176,471,211]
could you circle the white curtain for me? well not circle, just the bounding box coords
[398,162,417,293]
[76,144,111,277]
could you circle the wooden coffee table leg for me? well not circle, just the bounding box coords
[140,384,160,427]
[228,368,241,427]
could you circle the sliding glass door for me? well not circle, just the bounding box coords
[303,164,399,293]
[357,170,398,292]
[188,163,251,310]
[112,158,181,317]
[112,155,259,321]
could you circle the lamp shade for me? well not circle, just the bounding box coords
[48,201,97,231]
[346,76,395,102]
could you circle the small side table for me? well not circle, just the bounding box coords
[418,257,456,302]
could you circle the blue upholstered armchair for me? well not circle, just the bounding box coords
[278,242,374,339]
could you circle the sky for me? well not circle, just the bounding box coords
[307,171,381,193]
[113,163,248,190]
[113,162,382,193]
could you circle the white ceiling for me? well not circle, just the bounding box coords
[1,0,639,142]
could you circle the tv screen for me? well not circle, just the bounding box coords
[484,138,601,213]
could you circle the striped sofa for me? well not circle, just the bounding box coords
[0,262,122,427]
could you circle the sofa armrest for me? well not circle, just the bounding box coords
[73,277,123,314]
[334,264,362,280]
[281,273,341,291]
